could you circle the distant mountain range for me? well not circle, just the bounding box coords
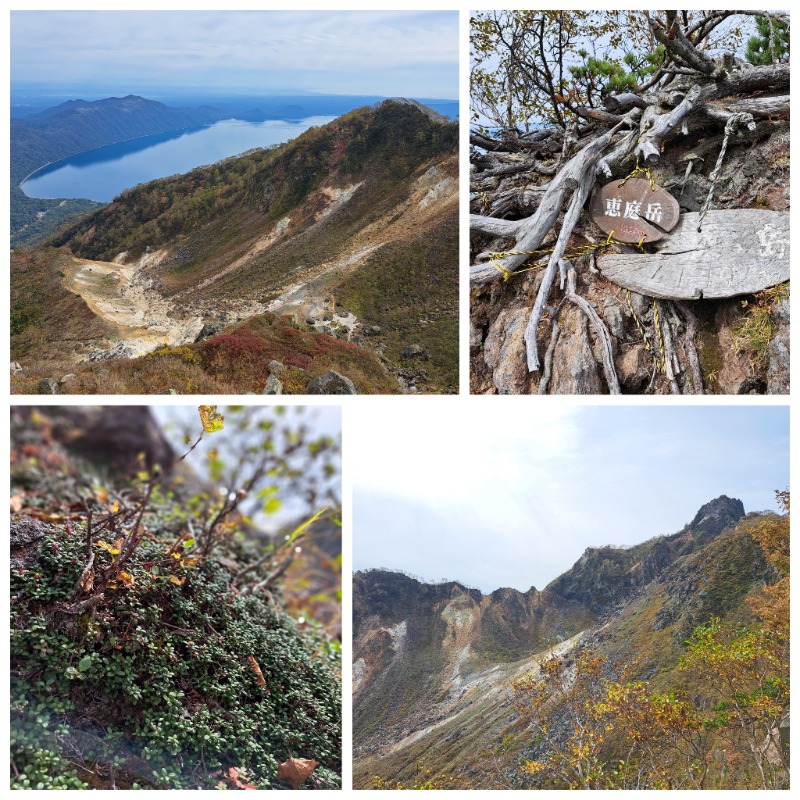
[10,93,457,247]
[353,496,783,787]
[11,95,228,244]
[11,99,458,395]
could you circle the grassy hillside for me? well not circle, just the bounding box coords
[48,101,457,266]
[11,261,400,394]
[13,101,458,394]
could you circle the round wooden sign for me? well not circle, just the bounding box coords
[589,178,680,243]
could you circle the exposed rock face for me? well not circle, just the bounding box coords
[354,496,765,788]
[689,494,745,542]
[11,406,176,472]
[767,296,790,394]
[550,495,745,614]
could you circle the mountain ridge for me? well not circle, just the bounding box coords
[353,495,774,787]
[11,100,459,394]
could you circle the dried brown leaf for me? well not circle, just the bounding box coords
[10,494,24,513]
[28,509,66,523]
[79,568,95,593]
[247,654,267,686]
[277,757,318,789]
[227,767,257,790]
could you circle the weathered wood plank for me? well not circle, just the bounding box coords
[596,210,789,299]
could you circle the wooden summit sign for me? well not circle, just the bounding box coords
[597,209,789,300]
[589,178,680,243]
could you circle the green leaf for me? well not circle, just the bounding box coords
[78,656,92,672]
[286,507,328,546]
[263,497,282,515]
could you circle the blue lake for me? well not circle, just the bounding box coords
[21,116,335,203]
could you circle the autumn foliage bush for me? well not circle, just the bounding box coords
[511,492,790,790]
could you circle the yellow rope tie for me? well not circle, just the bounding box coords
[487,231,632,282]
[625,289,655,357]
[653,298,667,374]
[617,157,657,191]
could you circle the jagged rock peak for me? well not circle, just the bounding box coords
[689,495,745,538]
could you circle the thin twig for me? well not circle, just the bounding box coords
[71,508,95,598]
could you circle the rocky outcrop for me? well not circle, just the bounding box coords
[689,495,745,539]
[549,495,745,614]
[354,495,764,787]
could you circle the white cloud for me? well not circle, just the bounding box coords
[353,405,788,593]
[11,11,458,97]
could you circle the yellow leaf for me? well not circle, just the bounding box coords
[118,571,135,588]
[171,552,182,560]
[198,405,224,433]
[96,540,120,555]
[168,575,185,586]
[286,508,328,546]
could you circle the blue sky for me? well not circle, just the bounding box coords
[11,10,458,99]
[353,403,789,593]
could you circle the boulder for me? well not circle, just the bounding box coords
[306,371,357,395]
[263,374,283,395]
[400,344,430,361]
[38,378,58,394]
[194,321,223,342]
[89,342,135,361]
[11,518,51,573]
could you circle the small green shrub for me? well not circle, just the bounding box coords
[10,408,342,789]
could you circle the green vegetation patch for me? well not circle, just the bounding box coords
[10,410,342,789]
[336,230,459,392]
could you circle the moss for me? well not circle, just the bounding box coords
[10,445,341,789]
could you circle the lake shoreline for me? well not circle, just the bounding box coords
[18,115,335,204]
[19,122,218,194]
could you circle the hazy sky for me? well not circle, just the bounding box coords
[10,10,458,99]
[353,404,789,593]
